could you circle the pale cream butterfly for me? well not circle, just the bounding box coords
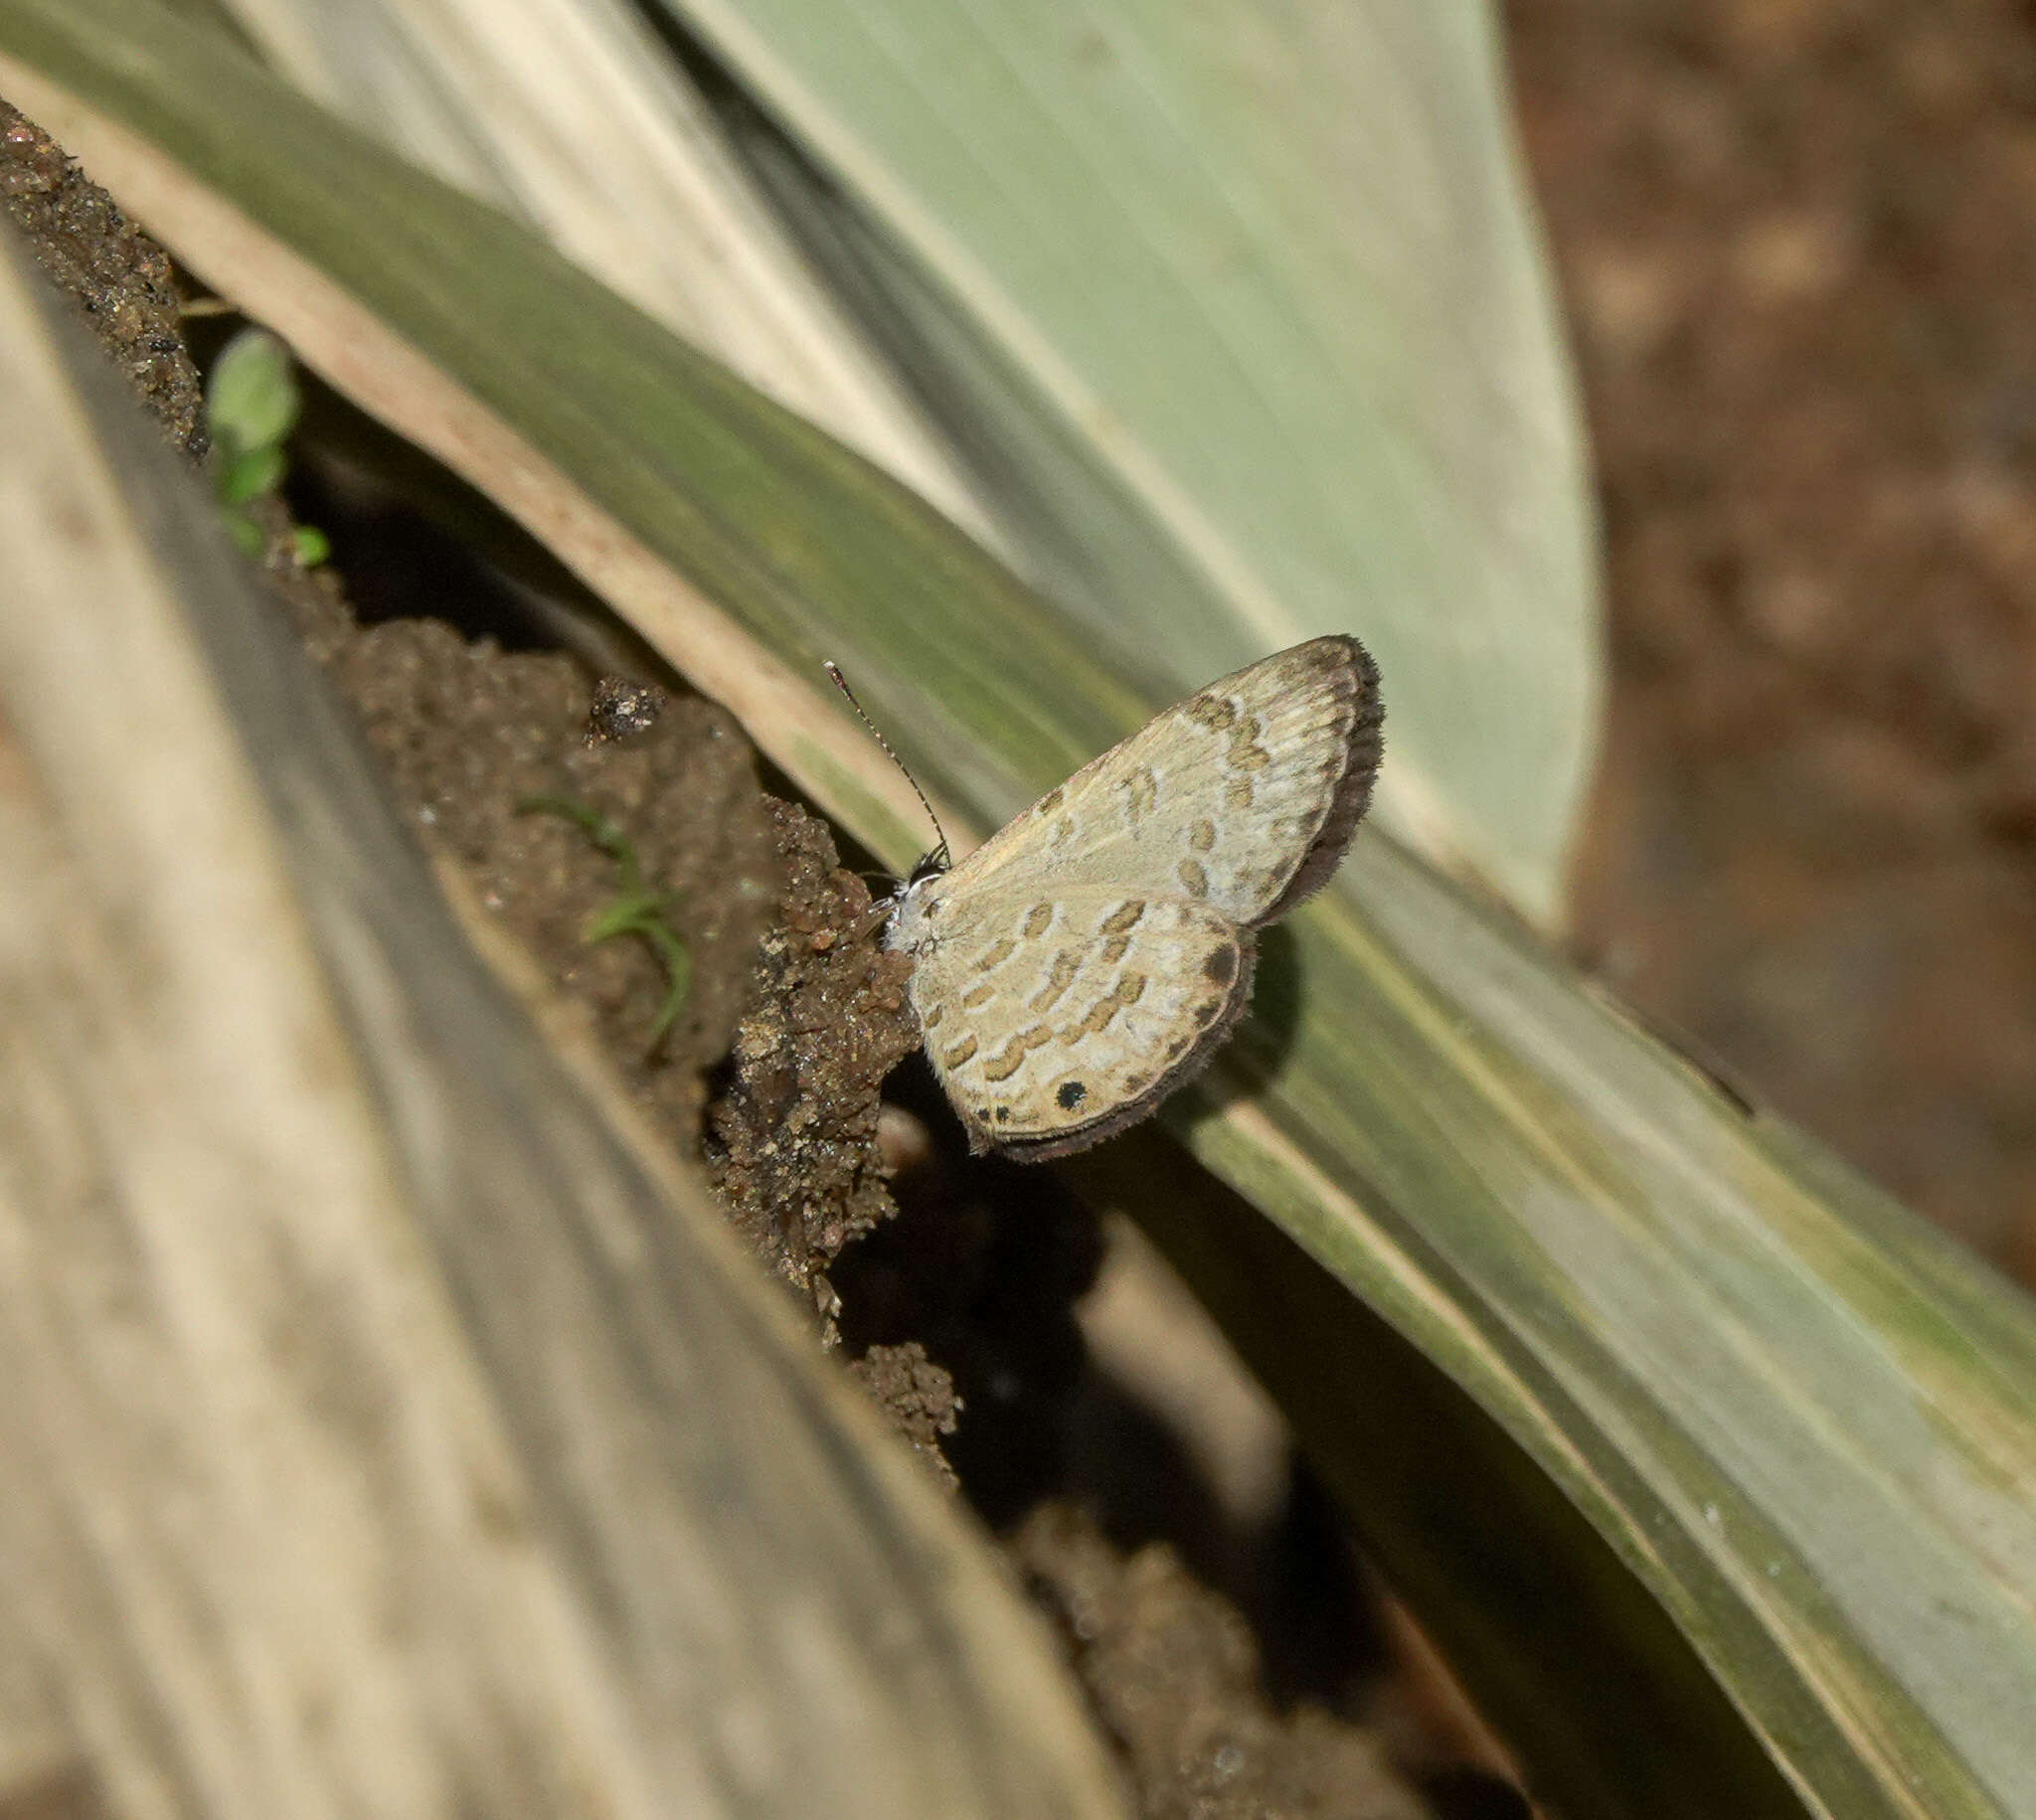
[842,637,1383,1161]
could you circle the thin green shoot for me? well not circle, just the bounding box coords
[516,795,691,1054]
[204,325,329,566]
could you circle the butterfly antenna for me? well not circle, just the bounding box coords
[824,662,949,868]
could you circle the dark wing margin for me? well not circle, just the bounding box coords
[1255,633,1384,927]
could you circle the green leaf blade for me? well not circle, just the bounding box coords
[656,0,1601,918]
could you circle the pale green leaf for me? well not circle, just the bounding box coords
[657,0,1601,920]
[206,321,298,453]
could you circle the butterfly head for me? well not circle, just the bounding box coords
[881,844,949,955]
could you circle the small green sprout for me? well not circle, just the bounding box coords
[204,326,329,566]
[516,795,691,1054]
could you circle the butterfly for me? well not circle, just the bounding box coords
[876,636,1382,1160]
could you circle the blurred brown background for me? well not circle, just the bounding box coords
[1509,0,2036,1287]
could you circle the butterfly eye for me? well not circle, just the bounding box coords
[907,844,950,887]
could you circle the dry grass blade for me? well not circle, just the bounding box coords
[211,0,1001,544]
[0,218,1128,1820]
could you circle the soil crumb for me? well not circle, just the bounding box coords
[1018,1503,1429,1820]
[847,1340,962,1489]
[2,100,205,454]
[706,802,921,1315]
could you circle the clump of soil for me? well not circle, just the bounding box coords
[0,100,203,452]
[706,800,919,1315]
[1018,1503,1428,1820]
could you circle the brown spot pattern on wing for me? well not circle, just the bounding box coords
[1226,716,1272,772]
[1029,949,1082,1012]
[906,637,1379,1163]
[1252,634,1385,922]
[1091,898,1148,963]
[982,1023,1056,1082]
[1068,971,1147,1039]
[1118,765,1159,822]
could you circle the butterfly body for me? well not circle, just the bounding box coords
[884,635,1382,1160]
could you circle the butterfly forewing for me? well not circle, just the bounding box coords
[945,636,1382,928]
[909,888,1254,1157]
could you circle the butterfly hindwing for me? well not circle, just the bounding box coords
[909,887,1255,1159]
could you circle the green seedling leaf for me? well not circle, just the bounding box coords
[222,512,263,560]
[203,321,328,564]
[517,794,692,1052]
[218,440,285,506]
[206,322,298,455]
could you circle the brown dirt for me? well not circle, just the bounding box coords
[706,799,919,1317]
[0,102,203,455]
[1510,0,2036,1284]
[1015,1503,1428,1820]
[328,620,782,1130]
[5,98,1457,1819]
